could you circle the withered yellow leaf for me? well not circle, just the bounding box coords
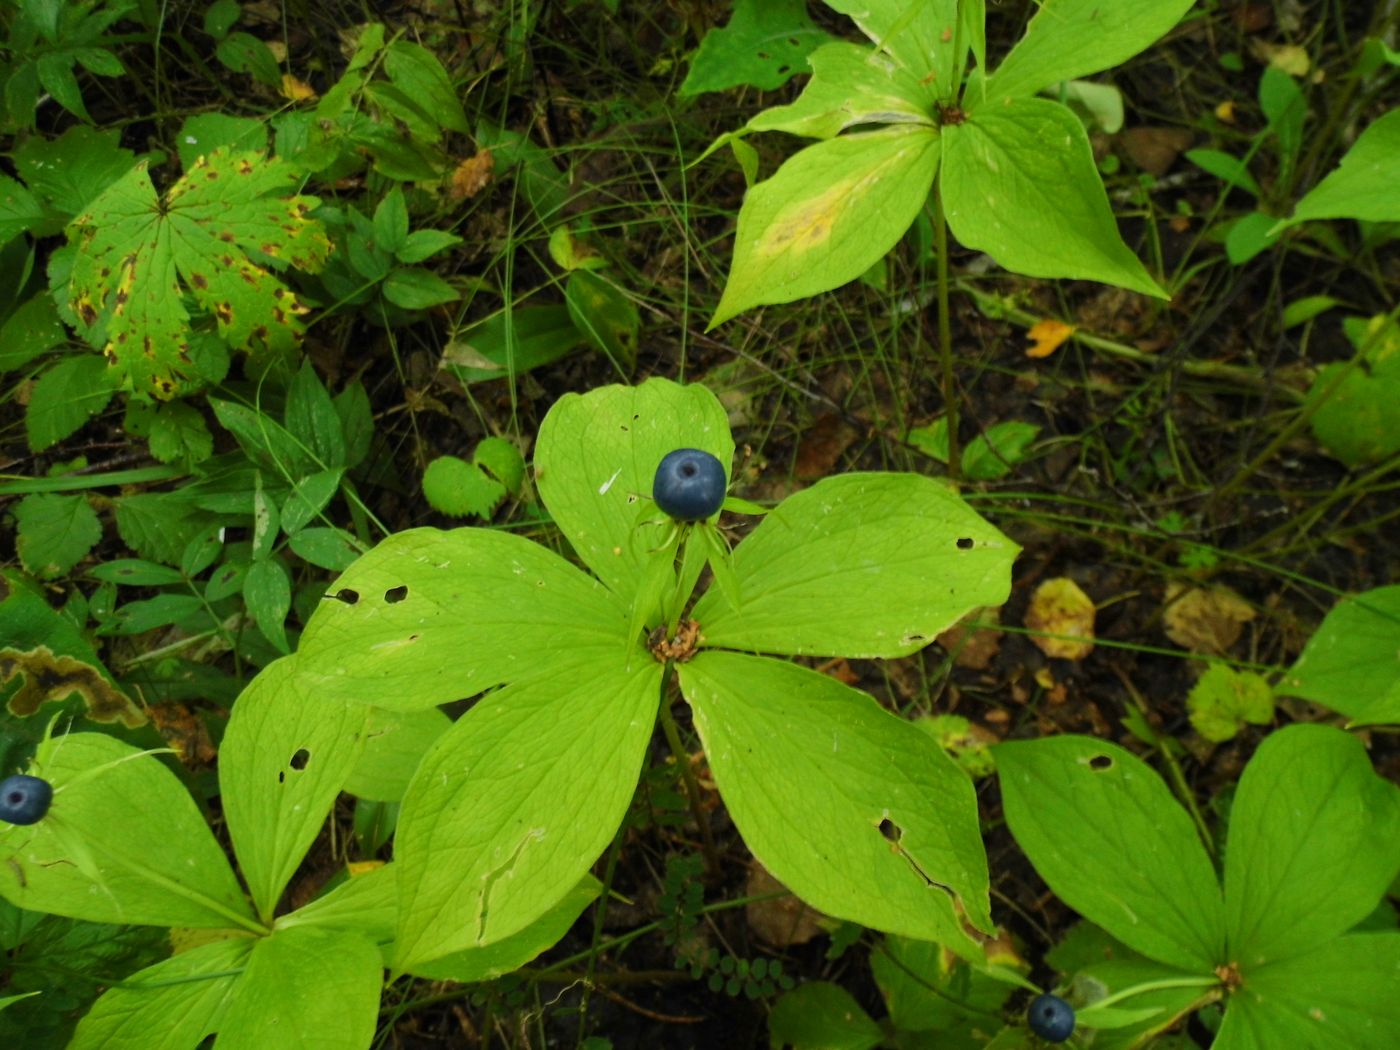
[1025,578,1095,660]
[1025,319,1075,359]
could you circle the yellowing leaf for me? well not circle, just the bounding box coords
[279,73,318,102]
[1025,577,1096,660]
[1163,583,1255,654]
[1215,99,1237,123]
[1025,318,1075,358]
[66,148,331,399]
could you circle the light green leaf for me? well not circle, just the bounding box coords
[215,926,382,1050]
[710,126,940,327]
[343,706,450,802]
[1214,934,1400,1050]
[421,455,504,518]
[1224,724,1400,967]
[393,653,661,966]
[744,41,935,139]
[68,935,254,1050]
[13,493,102,579]
[691,473,1016,658]
[276,861,396,946]
[961,420,1040,480]
[474,436,525,493]
[285,359,346,469]
[220,658,371,920]
[295,527,631,710]
[242,557,291,654]
[383,267,459,310]
[281,469,343,534]
[0,734,255,930]
[66,149,331,399]
[25,354,118,452]
[287,527,363,571]
[995,734,1225,971]
[534,377,734,598]
[682,652,991,948]
[982,0,1197,105]
[767,981,882,1050]
[679,0,833,96]
[408,875,601,982]
[1185,148,1263,197]
[1284,109,1400,226]
[1276,585,1400,723]
[565,270,638,373]
[176,114,267,172]
[1186,663,1274,743]
[823,0,963,97]
[942,99,1167,298]
[440,304,584,384]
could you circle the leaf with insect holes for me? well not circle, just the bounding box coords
[65,147,331,399]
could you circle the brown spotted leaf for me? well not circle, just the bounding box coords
[66,148,331,398]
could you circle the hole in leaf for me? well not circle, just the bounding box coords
[878,817,902,843]
[787,36,799,45]
[290,748,310,770]
[776,64,791,75]
[756,50,770,59]
[956,537,974,550]
[384,585,408,604]
[1088,754,1113,771]
[277,771,285,783]
[332,588,359,605]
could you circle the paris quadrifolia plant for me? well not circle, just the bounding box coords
[0,378,1019,1047]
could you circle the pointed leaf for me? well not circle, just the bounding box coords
[982,0,1197,105]
[534,378,734,597]
[215,926,382,1050]
[220,658,371,920]
[1214,933,1400,1050]
[277,861,396,946]
[393,653,661,967]
[682,652,991,949]
[1276,585,1400,723]
[995,734,1224,971]
[691,473,1016,658]
[295,527,630,710]
[68,936,254,1050]
[0,734,255,930]
[710,126,939,326]
[1284,109,1400,226]
[823,0,963,97]
[679,0,833,96]
[943,99,1166,297]
[1224,724,1400,967]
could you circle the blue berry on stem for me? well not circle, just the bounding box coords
[653,448,726,521]
[1028,993,1075,1043]
[0,774,53,826]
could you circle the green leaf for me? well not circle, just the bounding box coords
[333,380,374,469]
[767,981,883,1050]
[215,31,282,87]
[710,126,940,327]
[565,270,639,373]
[823,0,964,98]
[36,52,91,122]
[744,40,935,139]
[0,174,46,242]
[281,469,343,534]
[682,652,992,948]
[1285,109,1400,226]
[276,861,395,943]
[1215,934,1400,1050]
[215,927,382,1049]
[25,355,118,452]
[114,493,214,566]
[534,378,735,598]
[1259,66,1305,171]
[220,658,371,920]
[408,875,601,982]
[943,99,1167,298]
[89,559,186,586]
[383,266,459,310]
[961,421,1040,480]
[1225,210,1284,265]
[1305,315,1400,466]
[203,0,241,39]
[873,934,1016,1034]
[679,0,833,96]
[13,493,102,579]
[100,593,206,636]
[176,113,268,171]
[995,734,1225,971]
[1224,724,1400,968]
[441,304,585,384]
[243,557,291,654]
[210,397,315,477]
[1185,148,1263,197]
[294,527,631,711]
[691,473,1017,658]
[287,527,363,571]
[68,936,254,1050]
[285,360,346,469]
[372,186,409,255]
[343,705,450,802]
[395,228,463,264]
[0,293,68,373]
[473,436,525,493]
[1186,663,1274,743]
[393,653,661,966]
[1276,585,1400,723]
[66,148,331,399]
[982,0,1197,105]
[11,126,137,220]
[142,401,214,465]
[0,733,255,930]
[421,455,506,518]
[384,40,469,135]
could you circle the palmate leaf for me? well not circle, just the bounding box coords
[66,147,331,399]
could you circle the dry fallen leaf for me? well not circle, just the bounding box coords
[795,412,858,479]
[745,865,825,947]
[450,150,495,201]
[279,74,317,102]
[1025,578,1096,661]
[1251,40,1310,77]
[1119,127,1194,177]
[1163,583,1256,654]
[1025,319,1076,359]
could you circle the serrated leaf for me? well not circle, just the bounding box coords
[1186,664,1274,743]
[13,493,102,579]
[11,126,137,220]
[1224,724,1400,967]
[995,734,1225,971]
[1285,109,1400,226]
[679,0,833,96]
[0,174,46,242]
[66,148,330,398]
[473,436,525,493]
[691,473,1017,658]
[114,493,213,566]
[146,401,214,464]
[682,652,992,949]
[421,455,505,518]
[25,355,118,452]
[710,126,940,327]
[393,653,661,966]
[1276,585,1400,723]
[943,99,1166,298]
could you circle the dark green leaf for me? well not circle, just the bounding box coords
[25,355,117,452]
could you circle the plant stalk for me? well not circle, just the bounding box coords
[656,685,721,878]
[933,182,960,484]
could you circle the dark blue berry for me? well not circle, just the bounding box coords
[0,774,53,826]
[653,449,726,521]
[1028,993,1075,1042]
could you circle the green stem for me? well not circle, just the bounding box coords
[656,682,721,877]
[576,821,628,1046]
[933,182,960,485]
[1086,975,1222,1012]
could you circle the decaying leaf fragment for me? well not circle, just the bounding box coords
[66,147,331,398]
[1,645,146,727]
[1025,578,1096,660]
[1025,318,1075,359]
[1163,582,1255,654]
